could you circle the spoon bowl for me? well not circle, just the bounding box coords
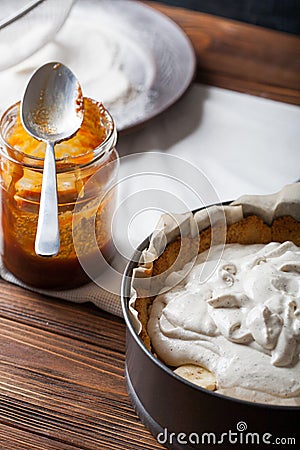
[21,61,84,257]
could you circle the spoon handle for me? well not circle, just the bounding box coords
[35,142,60,257]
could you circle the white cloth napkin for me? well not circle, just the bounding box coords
[0,0,299,316]
[1,82,299,317]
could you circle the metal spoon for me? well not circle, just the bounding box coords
[21,62,84,257]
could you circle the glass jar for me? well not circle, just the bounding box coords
[0,97,119,289]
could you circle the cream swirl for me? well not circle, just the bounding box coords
[147,241,300,405]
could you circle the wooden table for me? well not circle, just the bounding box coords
[147,1,300,106]
[1,3,299,450]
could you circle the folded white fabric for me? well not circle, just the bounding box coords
[0,0,299,320]
[1,83,299,317]
[1,184,298,319]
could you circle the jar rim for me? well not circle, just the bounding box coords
[0,97,117,172]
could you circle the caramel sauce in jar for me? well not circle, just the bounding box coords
[0,98,119,289]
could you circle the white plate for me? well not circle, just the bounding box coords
[74,0,196,132]
[0,0,195,132]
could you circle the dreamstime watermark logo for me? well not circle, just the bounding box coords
[72,152,227,295]
[157,421,297,446]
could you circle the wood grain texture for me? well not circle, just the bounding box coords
[0,279,163,449]
[145,1,300,105]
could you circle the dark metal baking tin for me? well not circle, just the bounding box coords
[121,234,300,450]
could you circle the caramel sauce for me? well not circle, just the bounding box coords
[8,98,107,164]
[1,98,118,289]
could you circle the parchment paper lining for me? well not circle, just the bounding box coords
[129,183,300,334]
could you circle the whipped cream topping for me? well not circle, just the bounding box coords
[147,241,300,405]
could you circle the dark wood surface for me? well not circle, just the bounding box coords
[0,3,299,450]
[0,279,163,450]
[146,1,300,105]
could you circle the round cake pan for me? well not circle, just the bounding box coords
[121,222,300,449]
